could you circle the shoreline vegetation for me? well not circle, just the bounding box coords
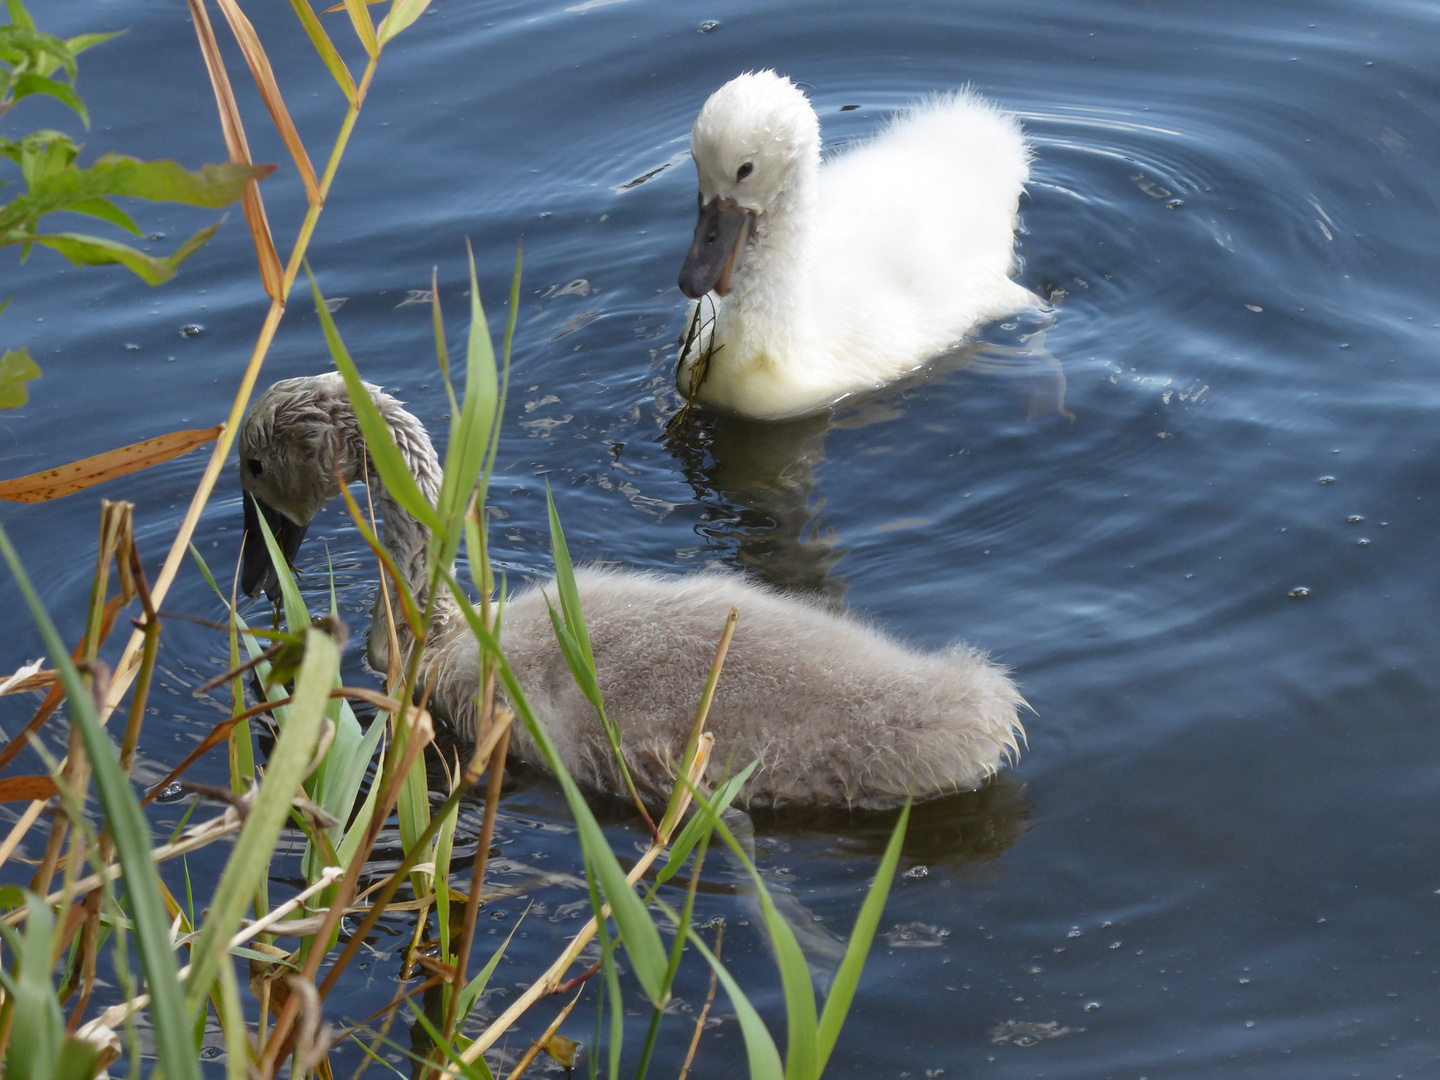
[0,4,907,1078]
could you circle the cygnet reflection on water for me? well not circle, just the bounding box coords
[442,741,1035,987]
[665,308,1069,603]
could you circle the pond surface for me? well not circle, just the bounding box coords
[4,0,1439,1076]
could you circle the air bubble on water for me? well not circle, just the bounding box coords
[1288,586,1310,599]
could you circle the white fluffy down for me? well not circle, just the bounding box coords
[680,70,1039,418]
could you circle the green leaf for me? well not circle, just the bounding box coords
[306,263,442,534]
[378,0,432,44]
[0,523,200,1080]
[0,156,273,236]
[5,0,37,33]
[246,483,308,635]
[2,892,64,1080]
[61,30,123,60]
[183,625,339,1015]
[65,195,141,236]
[544,601,604,714]
[285,0,356,104]
[0,347,40,409]
[25,228,215,286]
[403,1002,493,1080]
[816,799,910,1074]
[10,72,86,126]
[0,25,76,82]
[433,774,460,955]
[10,130,78,188]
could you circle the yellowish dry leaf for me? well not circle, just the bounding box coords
[215,0,320,202]
[186,0,283,300]
[542,1035,580,1069]
[0,426,222,503]
[0,668,57,695]
[0,776,58,803]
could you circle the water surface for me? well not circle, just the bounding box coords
[4,0,1439,1076]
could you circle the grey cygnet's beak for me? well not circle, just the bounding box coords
[241,493,310,603]
[679,196,754,298]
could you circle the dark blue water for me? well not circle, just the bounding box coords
[5,0,1439,1076]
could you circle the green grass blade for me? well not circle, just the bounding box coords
[377,0,432,43]
[0,524,199,1080]
[286,0,355,102]
[396,1003,494,1080]
[3,893,62,1080]
[435,245,498,564]
[685,923,784,1080]
[680,776,819,1079]
[544,601,605,714]
[247,491,308,636]
[816,799,911,1073]
[439,574,670,1005]
[183,625,340,1014]
[655,763,755,886]
[478,243,520,500]
[454,914,522,1025]
[306,262,441,533]
[433,770,460,956]
[545,485,593,663]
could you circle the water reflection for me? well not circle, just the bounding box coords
[753,773,1037,871]
[662,310,1068,600]
[667,407,850,600]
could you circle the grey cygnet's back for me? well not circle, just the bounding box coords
[479,568,1025,810]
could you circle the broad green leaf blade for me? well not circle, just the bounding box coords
[544,601,605,714]
[5,893,63,1080]
[65,195,142,235]
[395,738,432,894]
[0,348,40,409]
[477,243,520,504]
[0,157,274,235]
[28,232,180,285]
[10,72,87,126]
[816,799,911,1073]
[183,626,339,1014]
[0,524,199,1080]
[62,30,124,59]
[305,263,442,532]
